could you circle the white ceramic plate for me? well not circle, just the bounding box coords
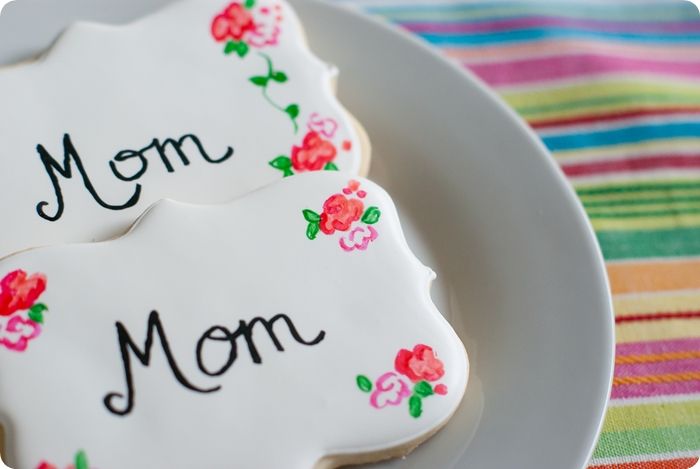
[0,1,614,468]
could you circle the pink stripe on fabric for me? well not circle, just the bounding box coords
[614,358,700,378]
[562,155,700,177]
[402,17,700,35]
[617,338,700,357]
[611,379,700,399]
[466,54,700,86]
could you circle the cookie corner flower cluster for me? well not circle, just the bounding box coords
[302,180,381,252]
[0,269,49,352]
[357,344,449,418]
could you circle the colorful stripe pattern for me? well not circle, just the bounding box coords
[352,0,700,466]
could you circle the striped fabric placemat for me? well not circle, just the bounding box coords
[342,0,700,467]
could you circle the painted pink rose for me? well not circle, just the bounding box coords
[395,344,445,383]
[370,372,411,409]
[307,113,338,139]
[0,270,47,317]
[291,131,338,172]
[319,194,364,235]
[0,315,41,352]
[339,225,378,252]
[211,3,255,42]
[245,5,282,47]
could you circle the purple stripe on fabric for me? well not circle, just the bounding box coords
[466,54,700,85]
[615,358,700,378]
[617,338,700,357]
[401,17,700,35]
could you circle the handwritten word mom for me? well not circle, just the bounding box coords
[104,311,326,416]
[35,133,234,222]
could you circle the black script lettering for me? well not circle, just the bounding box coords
[196,314,326,376]
[109,149,148,182]
[141,134,234,173]
[36,134,141,222]
[104,310,220,417]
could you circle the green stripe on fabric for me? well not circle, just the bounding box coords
[576,180,700,197]
[593,425,700,458]
[582,195,700,209]
[603,401,700,433]
[597,226,700,260]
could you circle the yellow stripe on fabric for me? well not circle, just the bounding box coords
[614,291,700,316]
[591,213,700,231]
[372,5,700,23]
[516,95,700,121]
[555,138,700,161]
[587,200,700,215]
[602,400,700,433]
[501,80,700,111]
[616,318,700,343]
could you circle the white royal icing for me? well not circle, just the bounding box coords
[0,173,468,469]
[0,0,363,260]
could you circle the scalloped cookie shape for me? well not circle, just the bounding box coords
[0,0,367,260]
[0,173,467,469]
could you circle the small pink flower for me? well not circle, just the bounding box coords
[0,314,41,352]
[245,7,282,47]
[370,372,411,409]
[307,113,338,139]
[339,225,378,252]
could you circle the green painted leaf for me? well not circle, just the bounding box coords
[271,71,288,83]
[324,162,339,171]
[269,156,293,177]
[361,206,381,225]
[28,303,47,324]
[250,75,268,87]
[28,310,44,324]
[244,0,255,8]
[409,395,423,418]
[75,450,89,469]
[30,303,48,314]
[303,209,321,223]
[414,381,433,398]
[356,375,372,393]
[237,41,249,58]
[269,156,292,169]
[307,222,320,240]
[285,104,300,119]
[224,41,240,55]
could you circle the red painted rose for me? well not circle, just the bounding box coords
[319,194,364,235]
[0,270,47,317]
[291,131,337,172]
[395,344,445,382]
[211,3,255,42]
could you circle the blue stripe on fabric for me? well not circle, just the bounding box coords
[414,28,700,46]
[542,122,700,152]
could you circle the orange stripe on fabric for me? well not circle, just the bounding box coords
[617,350,700,365]
[613,371,700,386]
[607,259,700,294]
[589,457,699,469]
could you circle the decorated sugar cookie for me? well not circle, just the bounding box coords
[0,173,467,469]
[0,0,368,261]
